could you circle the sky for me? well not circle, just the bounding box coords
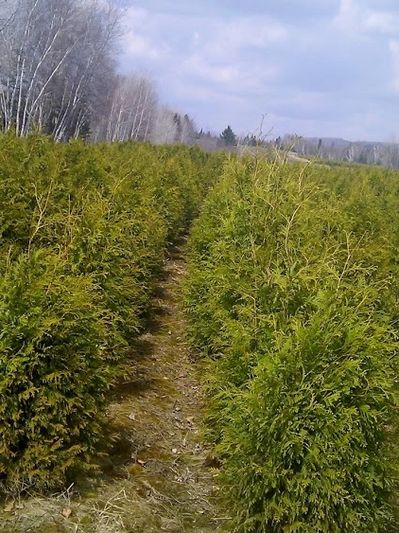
[117,0,399,142]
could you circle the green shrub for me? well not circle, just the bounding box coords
[185,158,399,531]
[0,134,223,488]
[0,251,110,488]
[222,292,398,532]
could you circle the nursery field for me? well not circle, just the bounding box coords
[1,136,399,532]
[185,158,399,532]
[0,133,223,491]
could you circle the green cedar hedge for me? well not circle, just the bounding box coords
[0,133,224,489]
[185,158,399,531]
[0,251,110,486]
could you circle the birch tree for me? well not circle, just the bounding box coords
[0,0,197,145]
[92,74,157,142]
[0,0,119,139]
[50,0,120,141]
[0,0,77,135]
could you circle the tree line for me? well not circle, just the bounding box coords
[0,0,197,144]
[0,1,273,153]
[282,134,399,168]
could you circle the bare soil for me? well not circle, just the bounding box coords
[0,243,228,532]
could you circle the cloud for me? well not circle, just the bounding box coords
[210,16,288,53]
[334,0,357,28]
[181,53,279,95]
[118,0,399,141]
[123,33,166,61]
[182,55,240,85]
[180,16,284,95]
[364,11,396,32]
[120,7,170,64]
[334,0,399,35]
[389,40,399,92]
[120,7,284,96]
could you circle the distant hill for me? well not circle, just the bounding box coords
[282,135,399,168]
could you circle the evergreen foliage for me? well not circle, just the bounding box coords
[185,158,399,531]
[220,125,237,146]
[0,251,110,486]
[0,133,224,489]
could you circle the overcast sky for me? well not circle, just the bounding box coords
[118,0,399,142]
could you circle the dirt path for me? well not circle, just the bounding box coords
[0,244,226,532]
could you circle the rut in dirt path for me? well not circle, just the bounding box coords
[97,241,225,532]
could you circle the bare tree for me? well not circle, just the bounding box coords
[0,0,77,135]
[50,0,120,141]
[0,0,17,32]
[150,107,197,145]
[92,73,157,143]
[150,106,178,144]
[0,0,120,139]
[0,0,198,146]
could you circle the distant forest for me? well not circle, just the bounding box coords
[0,0,254,150]
[279,135,399,169]
[1,0,399,168]
[0,0,200,144]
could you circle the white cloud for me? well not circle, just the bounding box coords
[389,39,399,92]
[177,16,285,94]
[123,6,148,27]
[364,11,396,32]
[199,16,288,62]
[334,0,398,34]
[120,8,283,95]
[172,83,246,106]
[121,7,170,63]
[117,0,399,140]
[124,33,166,60]
[182,55,239,84]
[218,16,287,49]
[334,0,357,26]
[181,53,279,92]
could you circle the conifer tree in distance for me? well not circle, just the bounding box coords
[220,125,237,146]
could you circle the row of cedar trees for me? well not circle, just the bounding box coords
[0,0,197,144]
[0,133,224,489]
[185,157,399,531]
